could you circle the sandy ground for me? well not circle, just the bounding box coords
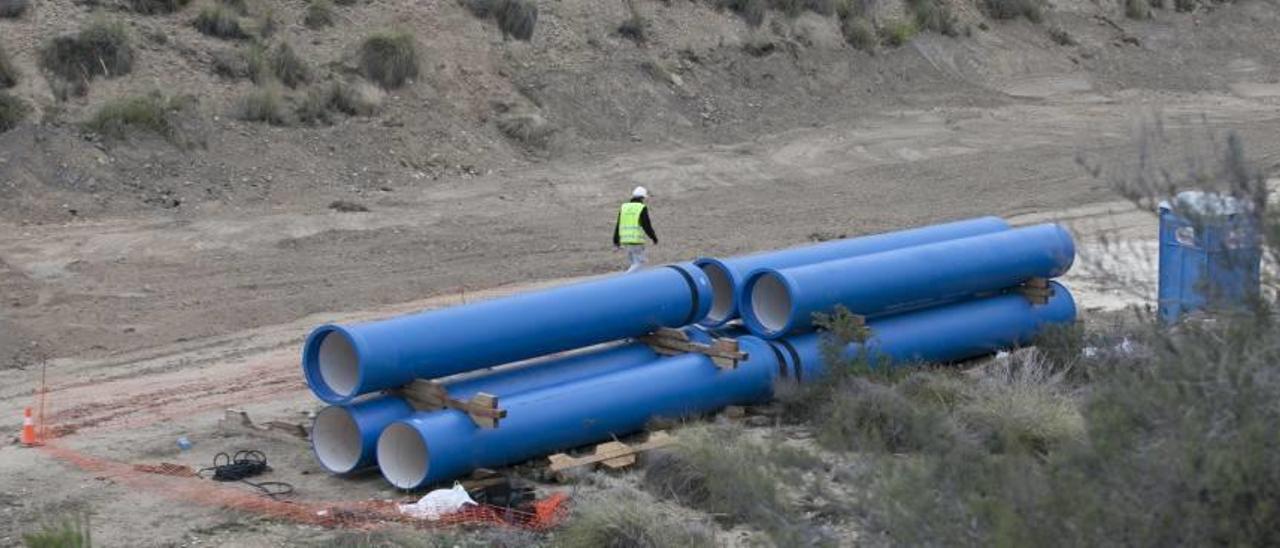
[1,83,1279,545]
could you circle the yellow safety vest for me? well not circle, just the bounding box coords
[618,202,647,245]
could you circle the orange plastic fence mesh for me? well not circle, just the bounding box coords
[41,443,570,532]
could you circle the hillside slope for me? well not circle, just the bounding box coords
[0,0,1277,222]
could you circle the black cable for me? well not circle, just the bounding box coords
[197,450,294,499]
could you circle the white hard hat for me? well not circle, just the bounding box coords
[632,186,648,198]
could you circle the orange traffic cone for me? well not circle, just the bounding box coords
[20,407,40,446]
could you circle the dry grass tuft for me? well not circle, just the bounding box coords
[358,30,419,89]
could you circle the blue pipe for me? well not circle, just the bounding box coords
[695,217,1010,327]
[740,224,1075,338]
[777,282,1077,381]
[376,336,781,489]
[311,341,666,474]
[303,263,714,404]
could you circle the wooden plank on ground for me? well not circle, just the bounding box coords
[547,431,676,476]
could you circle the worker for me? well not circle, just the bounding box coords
[613,186,659,273]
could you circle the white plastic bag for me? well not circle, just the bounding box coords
[397,482,477,520]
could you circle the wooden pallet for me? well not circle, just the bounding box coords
[638,328,748,369]
[1017,277,1053,305]
[546,431,675,479]
[395,380,507,429]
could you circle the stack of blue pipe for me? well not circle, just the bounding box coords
[301,217,1077,490]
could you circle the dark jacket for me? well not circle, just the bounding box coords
[613,198,658,246]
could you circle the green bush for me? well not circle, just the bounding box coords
[304,0,335,29]
[0,0,27,18]
[40,18,134,97]
[194,4,247,39]
[0,45,18,88]
[494,0,537,40]
[845,133,1280,547]
[358,30,418,89]
[642,424,820,544]
[22,513,91,548]
[84,93,187,142]
[237,83,289,125]
[0,91,27,133]
[879,18,918,46]
[557,486,718,548]
[1174,0,1196,11]
[127,0,191,15]
[841,16,876,51]
[981,0,1043,23]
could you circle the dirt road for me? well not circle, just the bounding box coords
[1,88,1279,545]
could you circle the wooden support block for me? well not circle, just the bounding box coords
[397,381,507,429]
[1024,277,1050,289]
[546,431,676,478]
[638,330,749,369]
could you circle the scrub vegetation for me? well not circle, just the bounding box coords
[573,131,1280,545]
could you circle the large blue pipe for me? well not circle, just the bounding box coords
[303,263,714,404]
[311,341,666,474]
[695,217,1010,327]
[375,336,781,489]
[740,224,1075,338]
[775,282,1077,382]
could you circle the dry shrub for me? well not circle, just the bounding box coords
[557,485,717,548]
[981,0,1043,23]
[0,45,18,88]
[856,132,1280,546]
[296,80,382,125]
[0,0,27,18]
[358,30,418,89]
[841,16,876,50]
[642,424,826,545]
[236,83,289,125]
[304,0,334,29]
[0,91,27,133]
[40,18,134,98]
[879,18,917,46]
[908,0,958,36]
[717,0,767,27]
[194,4,247,39]
[1125,0,1151,18]
[270,42,310,88]
[127,0,191,15]
[459,0,494,17]
[618,0,648,44]
[496,111,553,148]
[494,0,537,40]
[86,94,172,139]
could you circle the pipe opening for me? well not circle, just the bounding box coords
[700,262,734,323]
[378,422,429,489]
[750,273,792,335]
[318,331,360,399]
[312,406,362,473]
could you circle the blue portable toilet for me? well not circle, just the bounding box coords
[1158,191,1262,324]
